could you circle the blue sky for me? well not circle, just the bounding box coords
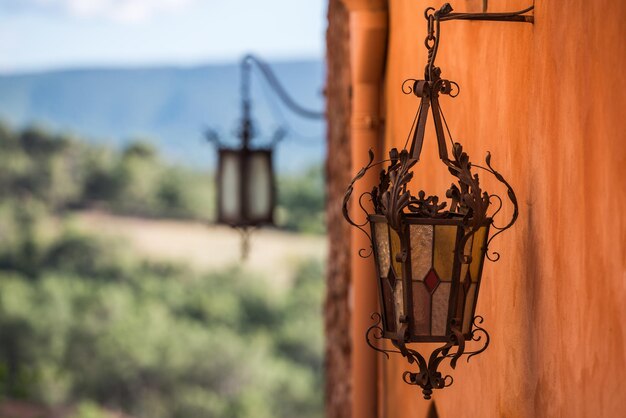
[0,0,327,73]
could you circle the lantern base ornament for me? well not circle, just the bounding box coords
[366,312,489,399]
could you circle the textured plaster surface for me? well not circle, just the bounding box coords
[377,0,626,416]
[325,1,353,417]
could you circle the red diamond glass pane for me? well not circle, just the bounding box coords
[424,269,440,293]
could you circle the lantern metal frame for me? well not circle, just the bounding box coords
[343,3,530,399]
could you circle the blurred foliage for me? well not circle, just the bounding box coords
[0,121,325,233]
[277,165,326,234]
[0,122,326,416]
[0,122,213,220]
[0,199,325,418]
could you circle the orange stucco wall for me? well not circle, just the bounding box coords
[378,0,626,416]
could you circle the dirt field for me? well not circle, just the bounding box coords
[71,211,327,287]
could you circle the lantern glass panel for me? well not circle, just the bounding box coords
[389,227,407,332]
[394,281,404,329]
[470,226,488,281]
[462,283,477,333]
[431,282,451,336]
[389,229,403,279]
[460,234,473,283]
[374,222,391,278]
[218,151,241,222]
[433,225,458,281]
[381,276,396,332]
[412,281,431,335]
[455,282,466,324]
[409,224,432,281]
[246,151,273,221]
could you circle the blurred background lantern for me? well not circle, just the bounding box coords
[214,85,276,228]
[343,3,529,399]
[208,54,323,258]
[216,148,274,227]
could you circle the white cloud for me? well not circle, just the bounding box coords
[4,0,197,23]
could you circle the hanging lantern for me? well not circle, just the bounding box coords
[215,126,275,228]
[211,105,277,259]
[343,3,529,399]
[207,54,323,258]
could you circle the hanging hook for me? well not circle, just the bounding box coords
[421,3,534,81]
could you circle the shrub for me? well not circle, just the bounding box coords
[0,217,324,417]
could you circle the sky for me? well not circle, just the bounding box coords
[0,0,327,73]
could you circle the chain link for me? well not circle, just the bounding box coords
[424,15,435,49]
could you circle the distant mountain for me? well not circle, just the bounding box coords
[0,60,326,172]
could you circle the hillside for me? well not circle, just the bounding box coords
[0,121,325,418]
[0,60,326,172]
[72,210,327,287]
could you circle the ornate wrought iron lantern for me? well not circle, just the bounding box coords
[210,55,280,233]
[208,54,323,257]
[343,3,531,399]
[215,103,275,228]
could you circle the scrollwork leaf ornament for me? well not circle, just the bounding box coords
[470,151,520,262]
[408,190,448,217]
[384,315,491,400]
[379,148,416,231]
[483,151,519,261]
[365,313,402,359]
[445,142,490,263]
[342,149,376,257]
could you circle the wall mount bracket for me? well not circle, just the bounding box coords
[435,3,534,24]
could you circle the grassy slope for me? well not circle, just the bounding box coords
[70,210,327,288]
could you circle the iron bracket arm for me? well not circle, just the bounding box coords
[436,4,534,24]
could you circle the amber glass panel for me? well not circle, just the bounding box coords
[431,282,451,336]
[389,228,403,280]
[462,283,477,334]
[409,225,433,281]
[433,225,458,281]
[381,276,396,332]
[460,233,472,282]
[470,227,487,282]
[412,282,430,335]
[374,222,391,278]
[394,281,404,330]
